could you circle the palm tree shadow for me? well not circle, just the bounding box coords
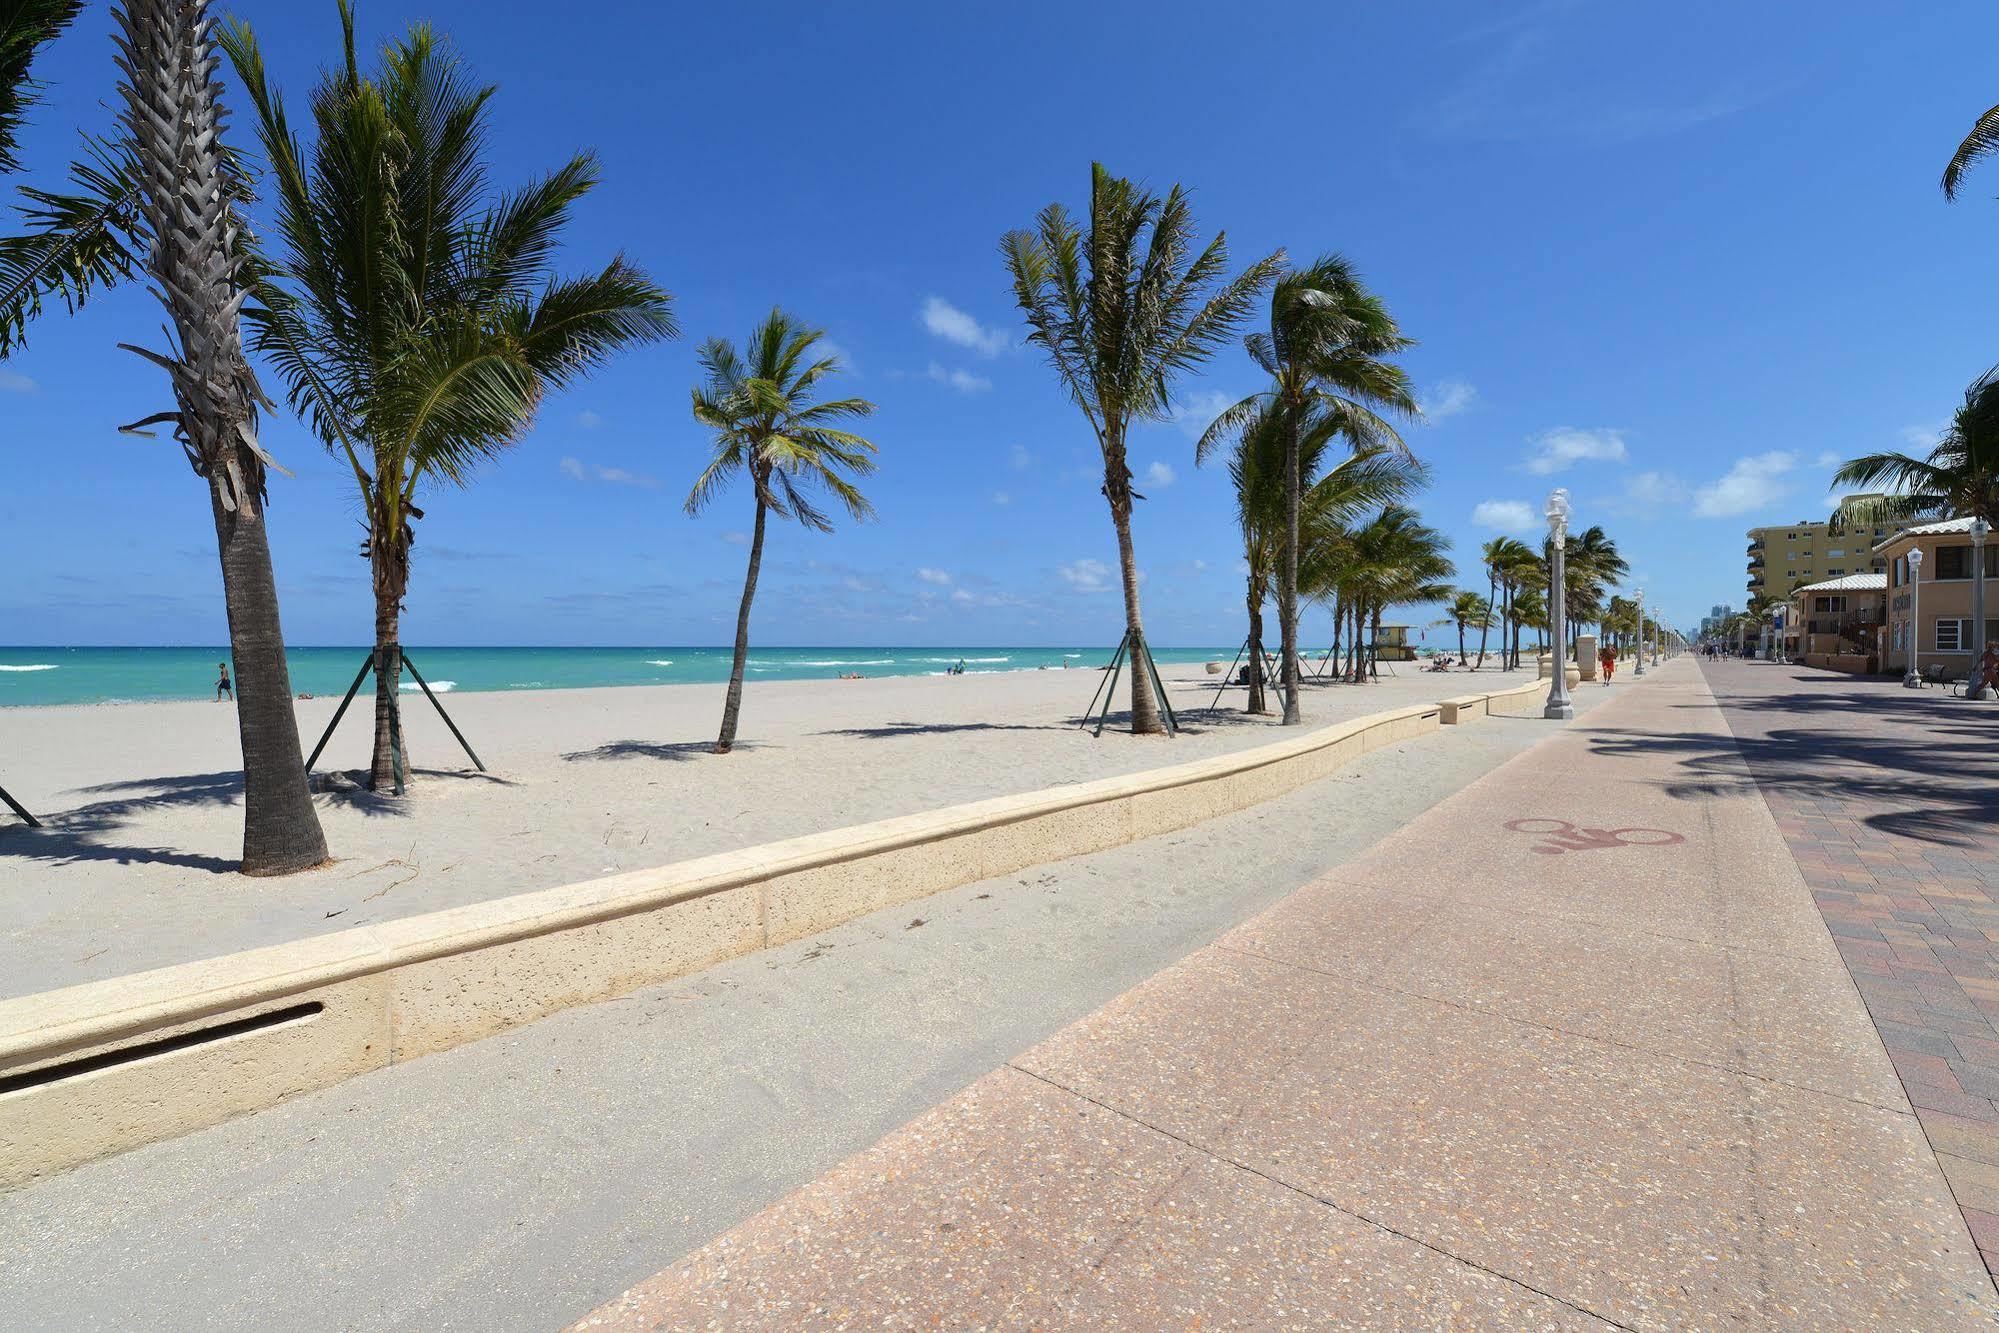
[312,767,514,817]
[0,770,249,873]
[560,740,761,762]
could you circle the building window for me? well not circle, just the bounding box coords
[1829,548,1845,557]
[1936,546,1971,579]
[1939,619,1966,651]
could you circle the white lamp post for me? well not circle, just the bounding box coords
[1972,518,1992,700]
[1544,489,1574,720]
[1905,547,1924,688]
[1633,588,1646,677]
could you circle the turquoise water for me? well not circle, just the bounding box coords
[0,645,1240,707]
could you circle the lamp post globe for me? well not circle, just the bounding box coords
[1634,588,1646,677]
[1544,489,1574,720]
[1905,547,1924,688]
[1972,518,1992,700]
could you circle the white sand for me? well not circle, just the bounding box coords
[0,661,1536,997]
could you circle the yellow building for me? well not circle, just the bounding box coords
[1876,518,1999,677]
[1745,493,1890,603]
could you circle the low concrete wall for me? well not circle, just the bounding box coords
[1803,652,1876,675]
[0,677,1549,1188]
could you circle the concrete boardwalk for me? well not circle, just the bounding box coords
[579,660,1998,1329]
[1699,659,1999,1277]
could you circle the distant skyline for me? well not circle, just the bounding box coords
[5,0,1996,645]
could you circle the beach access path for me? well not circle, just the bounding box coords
[3,664,1608,1331]
[575,657,1996,1329]
[0,659,1533,996]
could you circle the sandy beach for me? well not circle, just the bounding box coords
[0,660,1536,997]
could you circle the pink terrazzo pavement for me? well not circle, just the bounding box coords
[571,660,1999,1329]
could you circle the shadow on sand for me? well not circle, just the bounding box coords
[559,739,761,763]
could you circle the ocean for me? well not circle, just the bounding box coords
[0,645,1241,707]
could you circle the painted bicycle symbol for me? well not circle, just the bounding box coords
[1503,818,1686,856]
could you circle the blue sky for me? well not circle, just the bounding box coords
[4,0,1995,646]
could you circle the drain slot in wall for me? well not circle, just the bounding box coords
[0,1002,325,1095]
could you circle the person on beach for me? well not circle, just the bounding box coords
[215,661,233,702]
[1978,641,1999,696]
[1599,645,1616,685]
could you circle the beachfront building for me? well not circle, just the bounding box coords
[1745,494,1890,603]
[1784,572,1887,670]
[1700,603,1733,639]
[1879,518,1999,678]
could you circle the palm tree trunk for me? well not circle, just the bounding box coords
[118,0,325,873]
[1278,398,1302,725]
[1478,571,1495,668]
[1245,589,1268,715]
[1103,432,1161,735]
[367,507,412,791]
[716,495,767,754]
[209,480,328,874]
[1457,621,1467,663]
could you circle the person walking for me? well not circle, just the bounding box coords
[1599,644,1617,685]
[215,660,233,703]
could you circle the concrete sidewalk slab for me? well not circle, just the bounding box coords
[579,662,1999,1329]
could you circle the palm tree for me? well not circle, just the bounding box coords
[1834,376,1999,528]
[1316,505,1451,682]
[1207,400,1419,712]
[1197,256,1416,724]
[1004,163,1281,734]
[1445,591,1492,666]
[1944,101,1999,199]
[1,0,328,873]
[686,310,877,754]
[1513,586,1549,654]
[221,5,676,791]
[1486,537,1538,669]
[0,0,138,354]
[1549,525,1626,653]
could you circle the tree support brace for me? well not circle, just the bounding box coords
[302,646,485,795]
[0,782,39,828]
[1079,629,1180,738]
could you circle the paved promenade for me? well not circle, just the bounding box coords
[579,660,1998,1329]
[1699,659,1999,1278]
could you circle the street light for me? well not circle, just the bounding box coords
[1972,518,1992,701]
[1634,587,1646,677]
[1905,547,1924,688]
[1545,489,1574,720]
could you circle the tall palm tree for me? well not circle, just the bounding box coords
[1004,163,1281,734]
[0,0,82,173]
[1834,376,1999,528]
[1513,585,1549,654]
[222,4,676,791]
[1208,400,1418,712]
[1445,590,1492,666]
[686,310,877,754]
[1,0,328,872]
[1197,256,1416,724]
[1316,505,1451,682]
[1486,536,1538,669]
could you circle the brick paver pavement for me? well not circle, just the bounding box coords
[1701,658,1999,1278]
[574,661,1998,1328]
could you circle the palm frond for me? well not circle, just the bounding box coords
[1944,103,1999,199]
[0,0,83,174]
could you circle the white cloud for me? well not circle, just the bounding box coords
[560,455,659,487]
[1523,426,1627,474]
[0,369,38,393]
[1898,421,1947,452]
[721,530,748,545]
[816,339,853,371]
[1419,379,1478,422]
[921,297,1008,356]
[1472,499,1538,532]
[1692,450,1797,518]
[917,567,952,585]
[1009,443,1034,470]
[576,409,603,429]
[925,361,991,394]
[1811,450,1840,468]
[1144,460,1177,488]
[1620,470,1691,512]
[1059,558,1113,593]
[950,587,976,605]
[991,490,1013,506]
[1172,387,1241,440]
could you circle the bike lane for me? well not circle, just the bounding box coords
[575,660,1996,1328]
